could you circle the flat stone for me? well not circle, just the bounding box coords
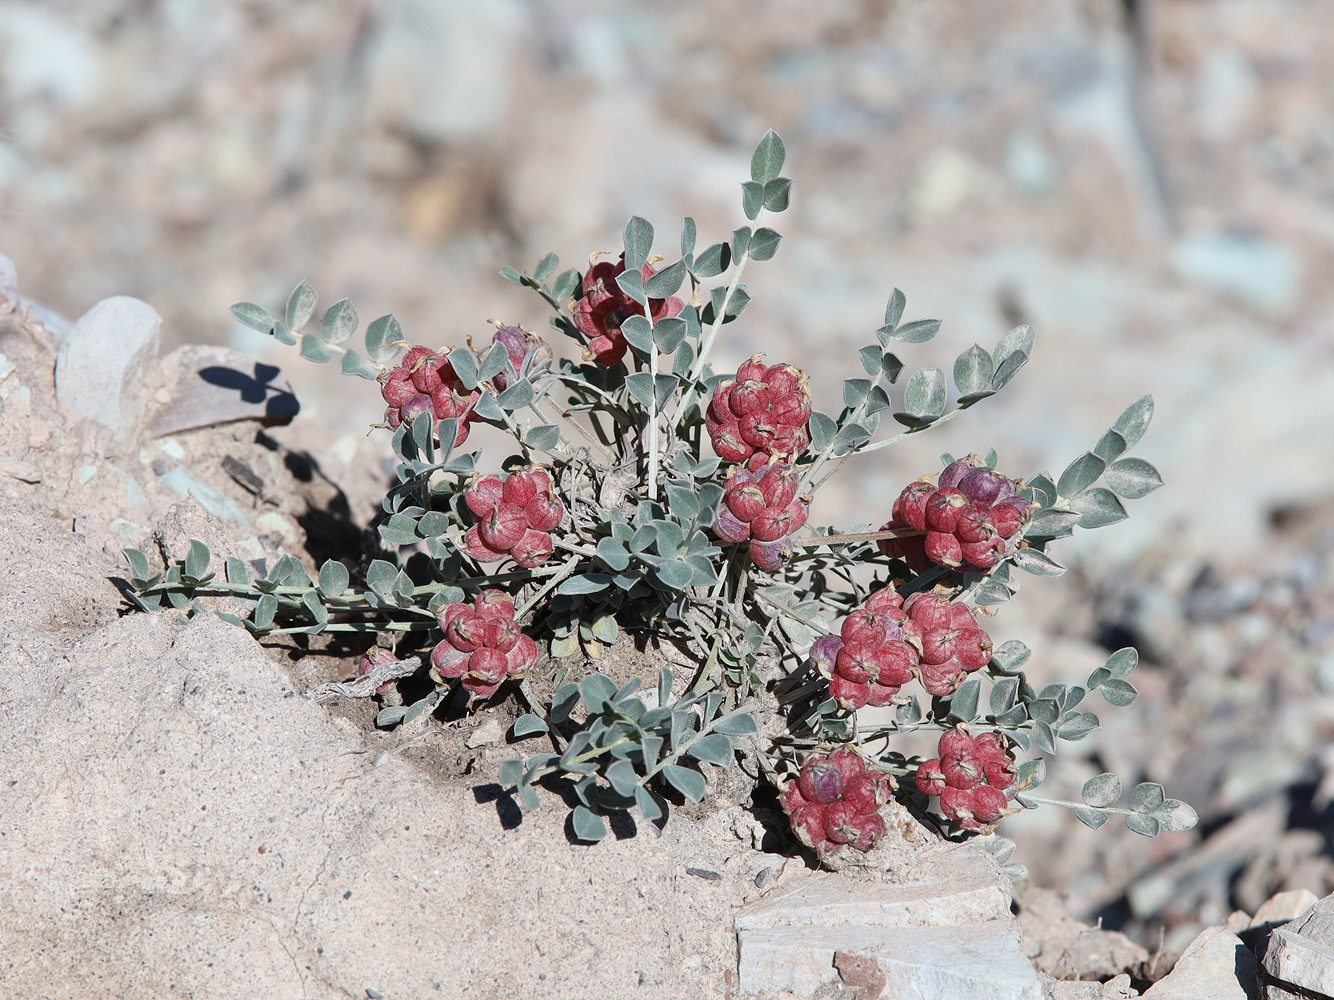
[738,920,1042,998]
[736,839,1011,933]
[1262,895,1334,996]
[1142,926,1258,999]
[1250,891,1318,930]
[1172,232,1301,318]
[157,467,249,524]
[56,295,161,431]
[143,344,298,438]
[0,253,15,298]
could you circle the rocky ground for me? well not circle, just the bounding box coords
[3,1,1334,997]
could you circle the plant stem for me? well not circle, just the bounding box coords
[791,525,924,548]
[516,555,583,617]
[1018,793,1141,817]
[852,407,965,457]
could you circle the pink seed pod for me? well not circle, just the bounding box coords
[357,647,399,696]
[725,483,767,523]
[465,476,505,518]
[475,589,517,618]
[939,455,985,489]
[713,507,752,543]
[954,504,995,544]
[848,811,887,853]
[468,647,509,685]
[990,501,1027,539]
[798,758,846,805]
[822,801,860,844]
[827,746,868,784]
[525,494,564,534]
[925,487,969,533]
[842,774,889,815]
[868,640,917,687]
[866,682,901,707]
[506,633,541,675]
[905,592,954,630]
[502,470,538,507]
[430,640,470,679]
[789,803,827,849]
[748,535,793,571]
[462,525,506,563]
[969,784,1009,826]
[477,502,528,551]
[917,661,967,697]
[510,529,554,568]
[940,740,984,790]
[958,468,1007,505]
[953,629,993,671]
[916,758,948,796]
[893,480,937,531]
[834,644,876,684]
[483,616,520,654]
[757,464,799,510]
[447,611,487,653]
[924,530,963,567]
[841,608,889,649]
[828,673,870,710]
[865,586,906,615]
[960,537,1002,569]
[381,370,417,408]
[809,635,844,679]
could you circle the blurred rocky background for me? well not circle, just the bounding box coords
[4,0,1333,971]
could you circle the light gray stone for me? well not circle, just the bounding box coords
[1142,926,1258,999]
[740,920,1041,998]
[1172,232,1301,318]
[56,295,161,431]
[1262,895,1334,997]
[1249,890,1318,930]
[157,467,249,524]
[143,345,298,438]
[736,839,1011,933]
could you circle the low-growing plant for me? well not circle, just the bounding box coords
[123,130,1196,864]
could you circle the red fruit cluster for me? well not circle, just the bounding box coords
[431,590,540,698]
[462,468,564,567]
[811,587,917,709]
[900,590,994,696]
[712,460,809,570]
[490,325,552,391]
[381,346,481,445]
[571,255,684,367]
[706,356,812,463]
[915,728,1017,832]
[779,746,895,858]
[813,587,994,708]
[878,456,1033,572]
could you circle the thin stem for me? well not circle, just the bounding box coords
[1019,793,1142,817]
[516,555,583,617]
[644,302,661,501]
[267,621,436,635]
[854,407,965,456]
[791,526,924,549]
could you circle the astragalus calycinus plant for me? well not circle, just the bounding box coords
[125,130,1195,862]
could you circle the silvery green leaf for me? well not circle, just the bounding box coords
[473,394,504,425]
[534,252,559,283]
[579,674,617,713]
[1069,487,1126,528]
[949,676,981,721]
[809,411,837,451]
[831,421,872,456]
[653,560,694,591]
[285,280,318,331]
[1093,428,1128,463]
[1026,473,1056,508]
[448,347,479,390]
[320,298,358,345]
[340,350,378,380]
[559,574,611,595]
[654,374,680,409]
[663,764,707,802]
[990,677,1021,714]
[1056,712,1098,741]
[572,805,607,842]
[1153,799,1198,834]
[732,226,752,259]
[680,216,697,257]
[1028,698,1059,724]
[953,344,993,397]
[865,385,892,414]
[318,560,349,598]
[1104,647,1139,679]
[1126,814,1160,837]
[365,559,398,596]
[1075,807,1110,830]
[741,181,764,220]
[843,378,872,408]
[605,758,637,796]
[635,785,663,822]
[1027,507,1081,540]
[993,704,1029,727]
[624,372,654,409]
[123,547,151,583]
[1129,782,1165,812]
[552,268,581,303]
[525,424,561,452]
[645,261,686,299]
[591,614,618,644]
[596,537,630,572]
[619,314,653,355]
[992,640,1030,671]
[892,319,941,344]
[750,129,785,184]
[763,177,792,212]
[991,324,1034,390]
[253,593,277,630]
[688,733,734,765]
[184,540,210,580]
[299,334,331,362]
[903,367,947,418]
[1030,721,1056,754]
[653,317,687,353]
[224,556,249,586]
[713,712,758,736]
[1012,547,1066,577]
[692,242,730,278]
[615,267,647,305]
[1113,395,1153,449]
[496,380,535,411]
[1104,458,1163,499]
[896,696,922,725]
[364,314,402,363]
[665,484,699,521]
[748,227,782,261]
[883,288,906,330]
[858,345,882,375]
[1082,773,1122,808]
[624,215,654,270]
[706,284,749,323]
[500,265,523,285]
[498,759,523,786]
[1057,452,1106,498]
[1099,678,1138,706]
[377,706,407,728]
[231,302,279,334]
[518,783,540,811]
[301,589,327,627]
